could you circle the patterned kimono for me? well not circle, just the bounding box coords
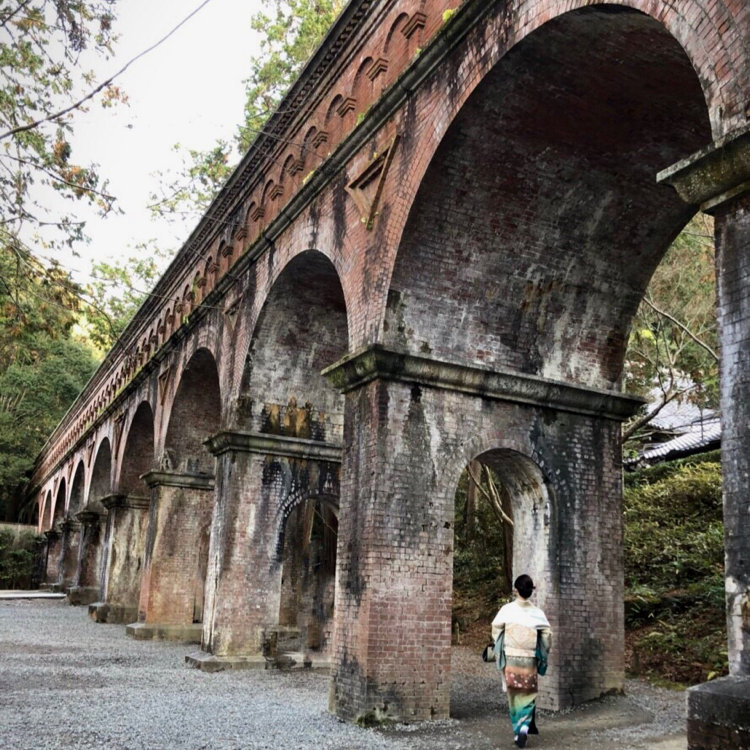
[492,598,552,740]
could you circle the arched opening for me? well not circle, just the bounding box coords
[69,462,85,517]
[352,4,713,719]
[118,402,155,496]
[52,479,66,528]
[150,348,221,626]
[451,450,552,692]
[241,250,348,436]
[385,6,712,390]
[164,349,221,474]
[277,493,339,658]
[88,439,112,509]
[212,250,347,661]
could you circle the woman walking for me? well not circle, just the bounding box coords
[492,574,552,748]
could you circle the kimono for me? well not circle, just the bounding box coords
[492,598,552,741]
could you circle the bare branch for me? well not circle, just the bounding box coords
[643,296,719,362]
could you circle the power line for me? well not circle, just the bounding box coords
[0,0,216,141]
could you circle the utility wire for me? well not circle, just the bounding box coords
[0,0,216,141]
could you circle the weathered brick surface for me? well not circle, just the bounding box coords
[331,378,623,720]
[24,0,749,728]
[715,194,750,676]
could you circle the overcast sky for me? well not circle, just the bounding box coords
[63,0,264,281]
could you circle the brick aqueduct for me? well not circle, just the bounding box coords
[29,0,749,744]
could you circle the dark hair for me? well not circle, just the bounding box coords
[514,574,535,599]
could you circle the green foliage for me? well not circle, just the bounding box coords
[84,242,171,351]
[148,142,234,224]
[0,0,122,253]
[624,454,722,591]
[0,528,41,588]
[151,0,344,239]
[624,453,727,684]
[0,241,97,519]
[623,215,718,443]
[237,0,345,151]
[452,467,512,641]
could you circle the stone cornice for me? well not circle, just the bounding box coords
[322,346,644,422]
[101,493,149,511]
[140,470,215,491]
[205,431,342,462]
[657,125,750,213]
[75,510,106,525]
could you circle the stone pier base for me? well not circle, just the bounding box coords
[67,586,99,606]
[126,622,202,643]
[88,601,137,624]
[687,677,750,750]
[185,650,329,673]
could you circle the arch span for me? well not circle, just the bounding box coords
[384,5,711,391]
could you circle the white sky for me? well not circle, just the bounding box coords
[62,0,264,282]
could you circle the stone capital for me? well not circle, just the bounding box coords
[60,518,81,532]
[657,125,750,214]
[140,470,215,491]
[205,430,342,462]
[101,493,149,511]
[44,529,60,541]
[322,345,643,422]
[75,509,106,525]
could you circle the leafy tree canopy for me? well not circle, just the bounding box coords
[623,214,718,444]
[150,0,344,226]
[83,241,170,352]
[0,242,97,520]
[0,0,123,254]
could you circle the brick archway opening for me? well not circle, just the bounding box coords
[69,462,85,517]
[386,5,712,389]
[88,438,112,511]
[52,478,66,529]
[278,494,339,660]
[452,449,553,715]
[119,402,155,496]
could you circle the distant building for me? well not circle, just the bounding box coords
[624,396,721,469]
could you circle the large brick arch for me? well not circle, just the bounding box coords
[87,437,112,509]
[116,401,155,496]
[69,460,86,517]
[379,5,712,389]
[51,478,66,527]
[237,249,349,439]
[163,348,221,474]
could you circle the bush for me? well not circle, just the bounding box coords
[624,452,727,684]
[0,528,43,589]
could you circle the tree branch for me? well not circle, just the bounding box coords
[643,296,719,362]
[0,0,215,141]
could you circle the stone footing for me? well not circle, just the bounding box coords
[88,602,137,624]
[687,676,750,750]
[67,586,99,606]
[185,650,330,673]
[125,622,202,643]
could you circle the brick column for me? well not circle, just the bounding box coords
[68,509,106,605]
[659,125,750,750]
[187,431,340,671]
[89,493,149,624]
[57,518,81,591]
[125,471,214,643]
[42,529,61,586]
[323,347,638,722]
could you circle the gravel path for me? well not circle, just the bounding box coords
[0,599,688,749]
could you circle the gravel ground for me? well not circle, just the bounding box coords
[0,598,688,749]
